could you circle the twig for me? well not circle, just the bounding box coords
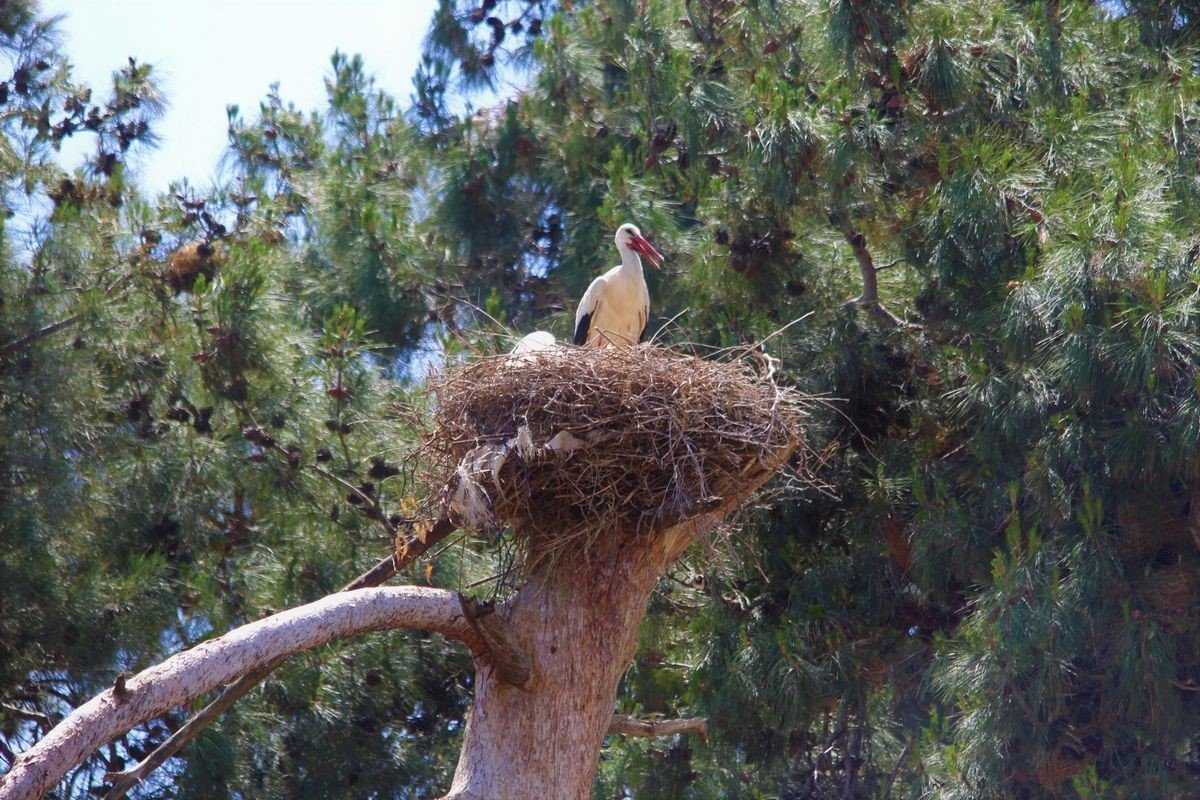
[883,737,914,798]
[308,462,396,537]
[644,307,691,346]
[424,529,472,565]
[0,272,135,359]
[463,564,519,590]
[0,703,53,731]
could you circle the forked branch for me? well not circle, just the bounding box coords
[98,516,461,800]
[0,587,481,800]
[836,223,904,328]
[102,658,285,799]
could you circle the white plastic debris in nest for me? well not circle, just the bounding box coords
[447,424,590,528]
[449,442,509,528]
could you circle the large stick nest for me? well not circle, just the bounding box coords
[419,345,808,566]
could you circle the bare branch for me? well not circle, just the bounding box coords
[0,272,135,359]
[836,224,905,328]
[460,597,532,688]
[101,659,285,800]
[607,715,707,741]
[0,587,481,800]
[0,314,80,359]
[0,704,53,732]
[307,462,396,535]
[98,517,462,800]
[883,736,915,797]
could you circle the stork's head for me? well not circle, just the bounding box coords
[615,222,664,267]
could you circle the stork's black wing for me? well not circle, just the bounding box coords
[574,312,592,346]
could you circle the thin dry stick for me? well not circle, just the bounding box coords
[0,272,135,358]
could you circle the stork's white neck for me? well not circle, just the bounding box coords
[615,240,643,273]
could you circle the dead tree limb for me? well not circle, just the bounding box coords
[607,715,708,741]
[0,272,135,359]
[460,597,532,688]
[836,224,905,328]
[97,516,462,800]
[101,658,285,800]
[0,587,482,800]
[0,315,80,359]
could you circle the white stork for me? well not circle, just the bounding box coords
[573,222,664,348]
[506,330,558,364]
[510,330,557,356]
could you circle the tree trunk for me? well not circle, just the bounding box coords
[444,536,667,798]
[443,453,790,799]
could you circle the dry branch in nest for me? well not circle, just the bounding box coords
[418,345,808,572]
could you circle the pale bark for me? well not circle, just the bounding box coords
[608,715,708,740]
[441,443,794,800]
[442,534,676,799]
[0,587,480,800]
[102,517,462,800]
[101,658,286,800]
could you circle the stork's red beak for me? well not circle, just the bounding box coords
[630,234,664,267]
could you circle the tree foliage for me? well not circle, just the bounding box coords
[5,0,1200,797]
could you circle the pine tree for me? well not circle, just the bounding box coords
[7,0,1200,798]
[420,1,1200,797]
[0,10,470,797]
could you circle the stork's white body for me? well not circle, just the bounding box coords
[574,260,649,348]
[510,330,557,356]
[574,224,661,348]
[506,330,559,365]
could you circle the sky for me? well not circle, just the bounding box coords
[39,0,441,192]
